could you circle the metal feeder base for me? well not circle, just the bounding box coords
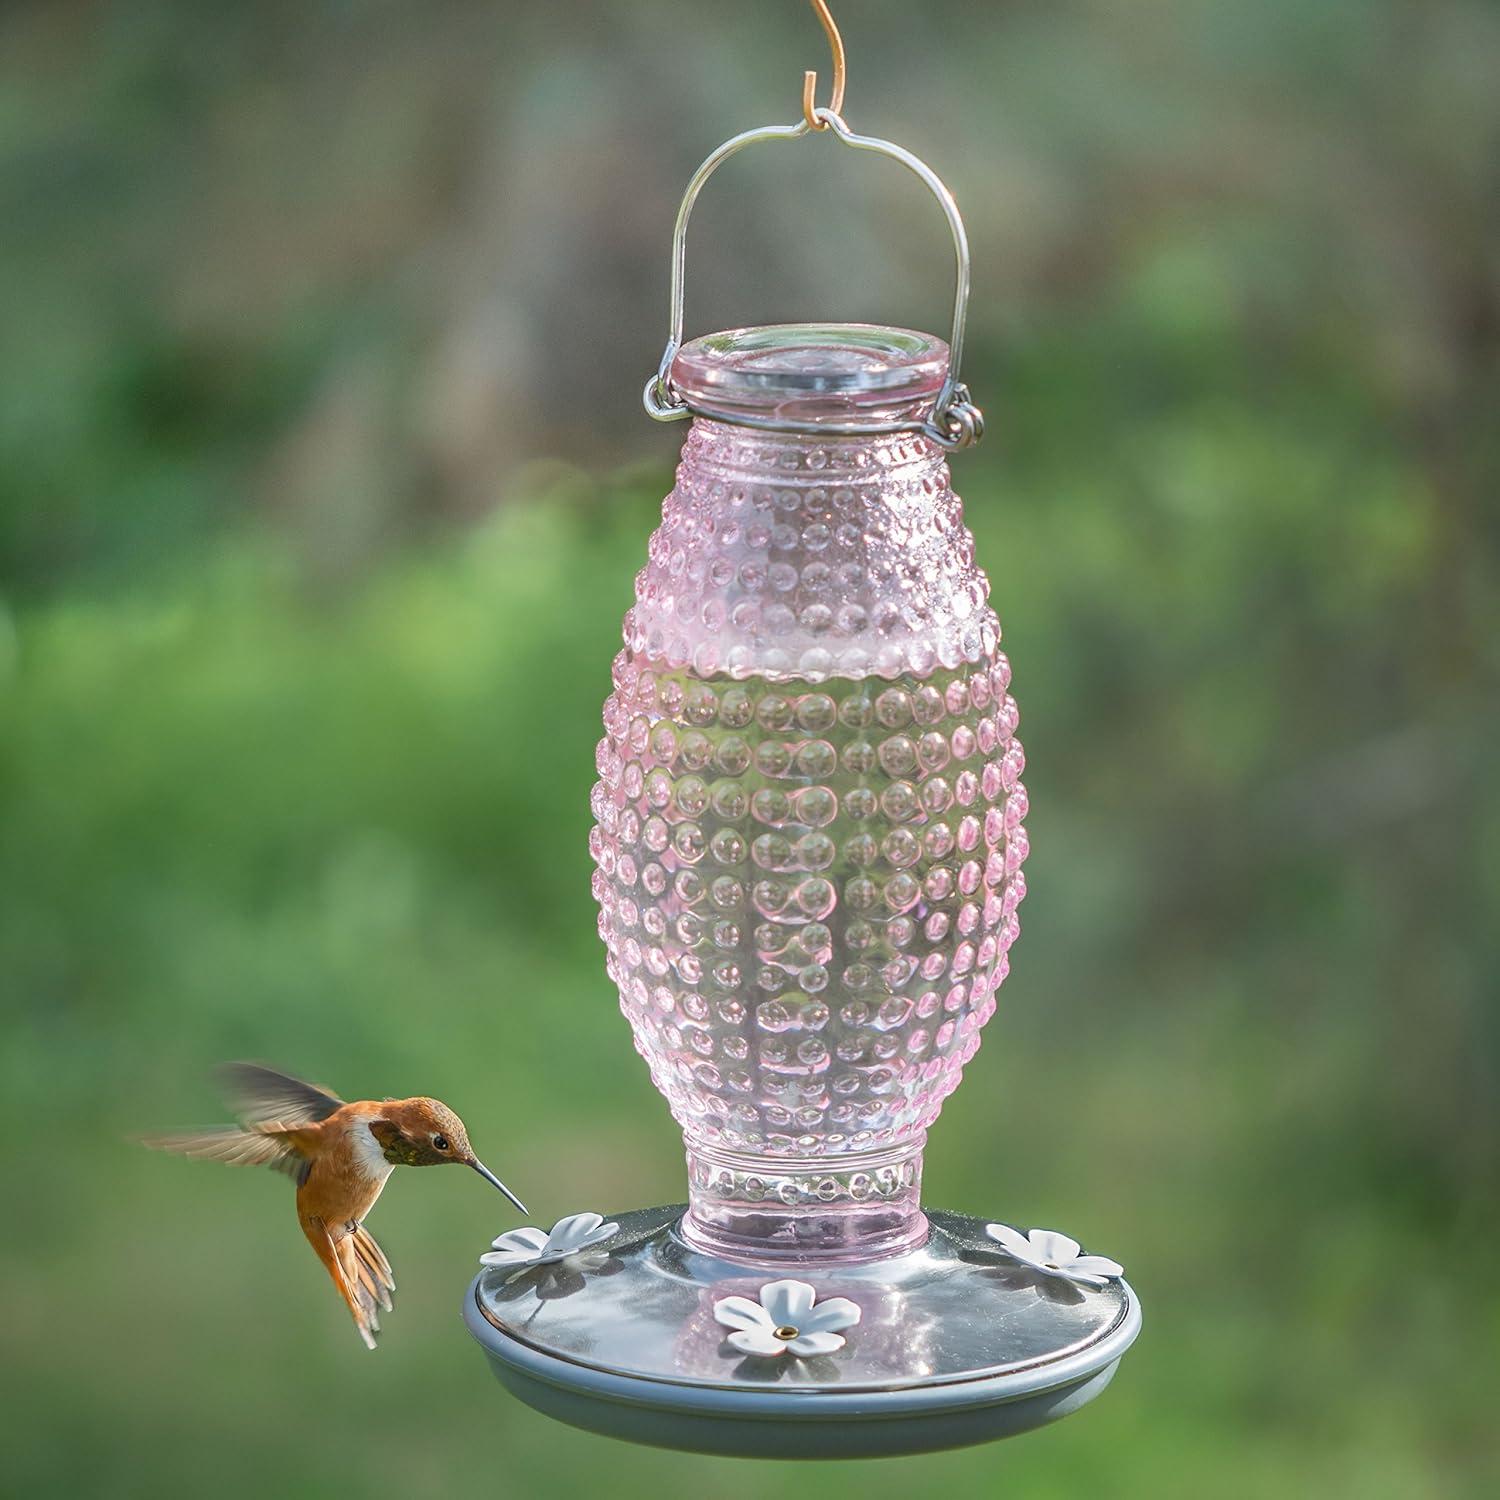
[464,1205,1141,1459]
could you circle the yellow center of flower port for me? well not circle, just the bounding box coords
[774,1325,799,1340]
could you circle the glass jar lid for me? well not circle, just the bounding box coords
[669,323,949,430]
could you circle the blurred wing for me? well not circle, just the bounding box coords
[215,1062,344,1129]
[142,1126,309,1181]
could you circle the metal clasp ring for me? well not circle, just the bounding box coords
[642,110,984,451]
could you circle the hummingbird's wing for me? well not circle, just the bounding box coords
[141,1126,310,1180]
[216,1062,344,1130]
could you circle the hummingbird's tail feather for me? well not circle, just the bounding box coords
[216,1062,344,1130]
[351,1273,380,1336]
[351,1224,395,1313]
[141,1126,309,1180]
[302,1214,382,1351]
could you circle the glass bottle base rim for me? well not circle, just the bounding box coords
[676,1205,931,1265]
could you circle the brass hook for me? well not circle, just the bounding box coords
[801,0,846,130]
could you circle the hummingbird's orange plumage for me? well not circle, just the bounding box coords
[146,1064,525,1349]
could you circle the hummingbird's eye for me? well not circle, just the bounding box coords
[432,1134,450,1152]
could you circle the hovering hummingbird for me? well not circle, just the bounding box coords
[145,1063,525,1350]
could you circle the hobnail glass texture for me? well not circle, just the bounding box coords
[591,330,1027,1263]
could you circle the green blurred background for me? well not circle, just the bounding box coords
[3,1,1497,1495]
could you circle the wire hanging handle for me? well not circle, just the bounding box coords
[642,111,985,451]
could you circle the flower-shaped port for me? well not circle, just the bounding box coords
[985,1223,1123,1287]
[713,1279,862,1359]
[481,1212,620,1275]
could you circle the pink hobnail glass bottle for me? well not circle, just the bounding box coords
[590,323,1027,1263]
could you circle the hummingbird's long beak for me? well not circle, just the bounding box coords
[469,1158,526,1214]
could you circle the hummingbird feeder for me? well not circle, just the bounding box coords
[465,3,1141,1458]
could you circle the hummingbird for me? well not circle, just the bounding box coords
[145,1062,525,1350]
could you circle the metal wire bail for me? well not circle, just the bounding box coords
[642,109,985,452]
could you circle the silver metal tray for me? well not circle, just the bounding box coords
[465,1205,1141,1458]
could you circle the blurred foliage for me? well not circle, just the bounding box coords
[1,1,1497,1497]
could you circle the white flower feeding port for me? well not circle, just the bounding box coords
[464,5,1141,1459]
[713,1280,862,1358]
[482,1214,621,1278]
[985,1225,1126,1288]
